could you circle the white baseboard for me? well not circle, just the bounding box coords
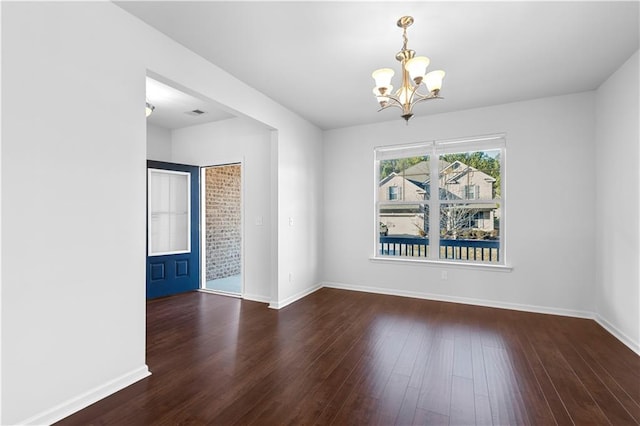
[321,281,595,319]
[243,293,270,304]
[269,283,323,310]
[595,314,640,355]
[19,365,151,426]
[198,289,241,298]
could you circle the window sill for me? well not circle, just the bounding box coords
[369,255,513,272]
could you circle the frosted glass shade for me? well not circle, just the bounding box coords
[372,68,394,88]
[405,56,430,82]
[397,87,412,105]
[425,70,445,92]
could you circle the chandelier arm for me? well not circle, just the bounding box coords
[375,95,405,112]
[377,102,404,112]
[413,91,443,103]
[376,91,443,113]
[410,89,434,102]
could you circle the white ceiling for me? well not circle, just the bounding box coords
[120,1,640,130]
[146,76,235,129]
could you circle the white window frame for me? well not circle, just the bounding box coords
[148,168,191,257]
[373,134,507,267]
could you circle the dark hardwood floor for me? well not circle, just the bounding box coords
[57,288,640,425]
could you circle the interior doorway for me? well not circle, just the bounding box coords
[201,163,243,295]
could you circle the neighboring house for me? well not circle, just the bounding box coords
[379,160,498,237]
[378,172,428,235]
[439,160,496,202]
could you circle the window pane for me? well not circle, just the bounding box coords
[149,170,190,255]
[379,155,431,200]
[439,204,500,262]
[439,150,501,201]
[379,203,429,257]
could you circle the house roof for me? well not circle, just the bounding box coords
[378,172,398,186]
[402,160,451,183]
[442,161,497,184]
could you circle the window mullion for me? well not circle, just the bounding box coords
[428,149,440,260]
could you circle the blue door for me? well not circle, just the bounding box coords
[146,160,200,299]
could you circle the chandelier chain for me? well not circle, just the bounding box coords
[402,27,408,51]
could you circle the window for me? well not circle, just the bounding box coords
[464,185,479,200]
[375,135,505,265]
[148,169,191,256]
[388,186,399,200]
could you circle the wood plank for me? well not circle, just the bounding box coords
[372,373,411,425]
[450,375,476,425]
[413,408,450,425]
[474,393,494,426]
[416,336,455,416]
[452,325,473,380]
[483,345,529,425]
[395,385,421,425]
[496,313,556,425]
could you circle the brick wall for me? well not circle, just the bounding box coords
[206,164,241,281]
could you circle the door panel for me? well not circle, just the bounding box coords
[146,160,200,299]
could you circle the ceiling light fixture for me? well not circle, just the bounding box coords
[145,100,155,117]
[372,16,446,123]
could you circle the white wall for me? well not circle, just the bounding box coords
[323,92,597,317]
[171,117,273,302]
[595,50,640,352]
[275,125,324,307]
[147,123,172,162]
[2,3,149,424]
[1,2,323,424]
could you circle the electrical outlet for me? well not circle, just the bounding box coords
[441,270,448,280]
[289,272,293,282]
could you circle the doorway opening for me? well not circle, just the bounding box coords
[201,163,243,296]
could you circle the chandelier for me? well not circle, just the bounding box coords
[372,16,446,123]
